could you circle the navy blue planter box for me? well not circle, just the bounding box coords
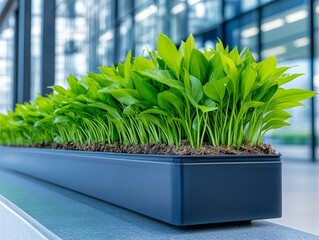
[0,146,281,226]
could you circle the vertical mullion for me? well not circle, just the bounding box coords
[41,0,56,96]
[17,0,31,103]
[309,0,316,162]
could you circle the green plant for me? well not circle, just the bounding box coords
[0,33,316,149]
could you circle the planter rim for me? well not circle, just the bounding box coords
[0,146,281,163]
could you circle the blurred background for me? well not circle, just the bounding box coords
[0,0,318,162]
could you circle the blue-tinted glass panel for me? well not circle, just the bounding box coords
[188,0,221,33]
[98,29,114,66]
[55,0,87,87]
[225,0,258,19]
[135,3,159,55]
[119,17,133,61]
[0,15,14,113]
[261,0,311,160]
[30,0,42,100]
[99,0,113,31]
[315,0,319,160]
[118,0,132,19]
[225,12,258,59]
[171,0,187,42]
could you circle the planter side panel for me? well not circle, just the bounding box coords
[0,148,179,224]
[180,161,282,225]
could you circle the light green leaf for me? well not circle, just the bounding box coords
[241,65,256,100]
[157,33,182,78]
[189,49,209,82]
[257,56,276,82]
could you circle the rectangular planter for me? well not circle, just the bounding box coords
[0,146,281,226]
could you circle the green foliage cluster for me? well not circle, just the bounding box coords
[0,33,316,148]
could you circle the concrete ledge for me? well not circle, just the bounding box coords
[0,195,60,240]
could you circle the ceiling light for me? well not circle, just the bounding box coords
[316,6,319,14]
[188,0,201,5]
[241,27,259,38]
[99,31,113,42]
[261,18,285,32]
[171,3,186,15]
[135,5,157,22]
[314,75,319,88]
[294,37,310,48]
[1,28,14,39]
[285,10,308,23]
[261,46,287,58]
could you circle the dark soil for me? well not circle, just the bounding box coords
[18,141,276,155]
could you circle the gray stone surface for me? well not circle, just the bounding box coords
[0,167,318,240]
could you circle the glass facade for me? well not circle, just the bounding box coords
[0,14,14,113]
[0,0,318,161]
[30,0,42,100]
[315,0,319,160]
[261,0,311,160]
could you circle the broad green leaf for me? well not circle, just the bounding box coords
[257,56,276,82]
[110,89,141,105]
[157,33,182,79]
[189,49,209,82]
[262,120,291,132]
[158,91,184,116]
[133,57,155,71]
[260,84,278,102]
[67,75,87,95]
[184,34,195,70]
[272,102,305,110]
[277,73,303,86]
[263,110,292,123]
[203,77,229,103]
[184,70,203,107]
[142,69,184,91]
[132,72,158,106]
[208,54,225,82]
[241,66,256,100]
[274,88,317,103]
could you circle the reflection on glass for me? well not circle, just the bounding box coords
[135,3,158,55]
[226,12,258,59]
[30,0,42,100]
[225,0,258,19]
[188,0,221,33]
[315,0,319,160]
[98,29,114,66]
[119,17,133,61]
[55,0,87,87]
[261,1,311,160]
[0,16,14,113]
[171,0,187,42]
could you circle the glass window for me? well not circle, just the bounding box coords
[0,15,14,113]
[118,0,133,19]
[171,0,187,43]
[188,0,221,33]
[135,0,152,8]
[98,29,114,66]
[261,0,311,160]
[30,0,42,100]
[135,3,159,55]
[315,0,319,160]
[55,0,87,87]
[226,12,259,59]
[225,0,258,19]
[119,17,133,61]
[99,0,112,31]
